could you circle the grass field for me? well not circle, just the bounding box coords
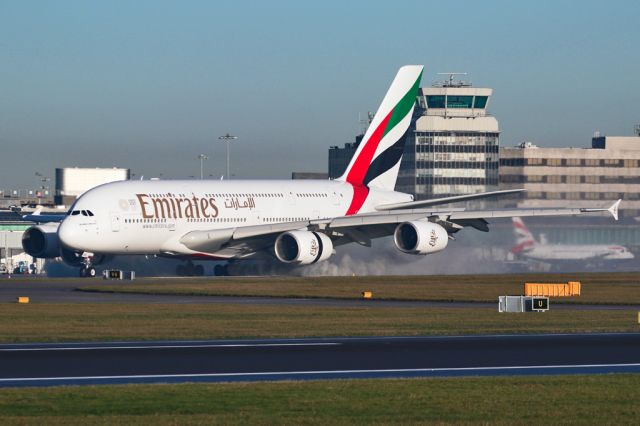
[0,375,638,424]
[0,302,638,343]
[82,272,640,305]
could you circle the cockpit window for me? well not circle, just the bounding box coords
[81,210,88,216]
[71,210,81,216]
[87,211,94,216]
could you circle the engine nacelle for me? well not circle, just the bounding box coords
[22,224,61,259]
[274,231,333,265]
[22,224,107,266]
[393,221,448,255]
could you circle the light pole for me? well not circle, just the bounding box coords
[197,154,208,180]
[218,133,238,180]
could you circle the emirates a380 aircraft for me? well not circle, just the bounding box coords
[22,66,620,276]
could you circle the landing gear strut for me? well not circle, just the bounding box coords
[176,261,205,277]
[80,257,96,278]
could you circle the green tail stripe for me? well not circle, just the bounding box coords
[383,71,422,137]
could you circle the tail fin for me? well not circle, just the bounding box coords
[511,217,536,254]
[338,65,423,191]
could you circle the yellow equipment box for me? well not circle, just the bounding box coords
[17,297,30,304]
[524,281,581,297]
[362,291,373,299]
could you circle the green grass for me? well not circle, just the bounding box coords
[0,375,639,424]
[0,303,638,343]
[81,272,640,305]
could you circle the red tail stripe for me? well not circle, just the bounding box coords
[345,109,394,186]
[511,240,534,254]
[513,220,530,232]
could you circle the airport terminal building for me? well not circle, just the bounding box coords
[499,134,640,219]
[329,75,500,200]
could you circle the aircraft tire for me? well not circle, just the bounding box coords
[195,264,204,276]
[176,264,186,276]
[214,264,224,276]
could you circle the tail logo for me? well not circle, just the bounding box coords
[341,66,423,215]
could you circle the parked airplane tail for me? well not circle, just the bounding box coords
[511,217,536,254]
[338,65,423,192]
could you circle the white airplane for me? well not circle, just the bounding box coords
[510,217,633,266]
[21,65,620,277]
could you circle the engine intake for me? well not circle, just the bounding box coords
[22,224,105,266]
[22,224,60,258]
[394,221,448,255]
[274,231,333,265]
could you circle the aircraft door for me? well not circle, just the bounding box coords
[110,213,121,232]
[332,191,340,206]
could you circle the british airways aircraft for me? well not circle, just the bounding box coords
[510,217,632,268]
[21,66,620,276]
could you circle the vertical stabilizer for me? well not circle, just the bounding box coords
[338,65,423,191]
[511,217,536,254]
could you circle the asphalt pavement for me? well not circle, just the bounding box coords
[0,333,639,386]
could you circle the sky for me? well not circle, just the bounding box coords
[1,0,639,189]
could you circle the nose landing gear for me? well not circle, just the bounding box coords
[79,255,97,278]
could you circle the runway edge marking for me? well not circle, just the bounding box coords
[2,363,640,384]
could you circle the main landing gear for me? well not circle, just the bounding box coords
[176,261,205,277]
[213,263,229,276]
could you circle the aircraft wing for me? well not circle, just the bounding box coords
[374,188,526,211]
[177,200,620,256]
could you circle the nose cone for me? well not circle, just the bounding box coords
[58,219,81,250]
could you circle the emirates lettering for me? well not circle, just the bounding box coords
[136,194,219,219]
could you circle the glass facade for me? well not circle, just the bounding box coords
[397,131,500,199]
[424,95,488,109]
[473,96,488,108]
[446,96,473,108]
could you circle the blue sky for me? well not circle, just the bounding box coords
[1,0,639,188]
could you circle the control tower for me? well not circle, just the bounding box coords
[396,73,500,199]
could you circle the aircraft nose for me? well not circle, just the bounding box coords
[58,219,80,250]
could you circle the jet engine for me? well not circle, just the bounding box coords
[22,224,107,267]
[393,221,448,255]
[274,231,333,264]
[22,224,61,259]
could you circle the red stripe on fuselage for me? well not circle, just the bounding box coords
[345,184,369,216]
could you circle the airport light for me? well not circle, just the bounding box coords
[197,154,209,180]
[218,133,238,180]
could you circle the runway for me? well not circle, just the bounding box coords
[0,277,636,310]
[0,333,639,387]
